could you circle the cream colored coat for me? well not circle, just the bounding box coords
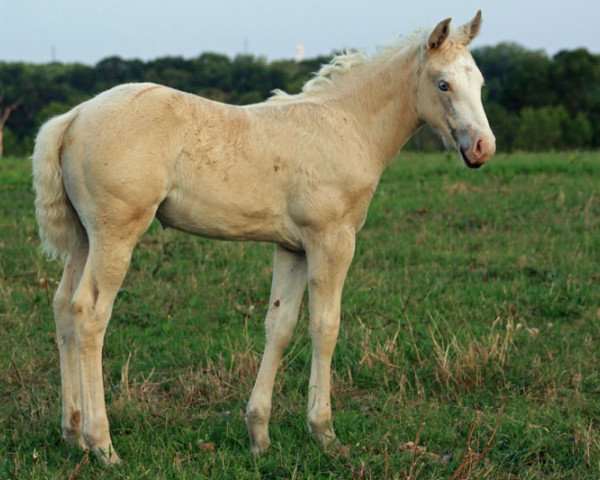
[32,11,494,464]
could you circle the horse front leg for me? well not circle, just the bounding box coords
[305,228,355,447]
[246,245,307,454]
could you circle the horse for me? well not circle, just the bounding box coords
[32,11,495,464]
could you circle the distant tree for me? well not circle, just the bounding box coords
[472,43,540,108]
[561,112,593,149]
[62,64,96,92]
[551,49,600,148]
[192,53,233,91]
[1,43,598,155]
[474,43,567,112]
[484,103,519,151]
[95,56,145,89]
[35,101,72,127]
[551,49,600,114]
[499,48,554,112]
[2,126,20,156]
[514,106,567,151]
[236,91,263,105]
[196,87,229,103]
[0,95,21,157]
[145,67,192,91]
[144,56,194,90]
[231,55,272,101]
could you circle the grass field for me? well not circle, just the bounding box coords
[1,152,599,479]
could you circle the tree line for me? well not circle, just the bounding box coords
[0,42,598,156]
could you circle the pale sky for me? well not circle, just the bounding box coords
[1,0,598,65]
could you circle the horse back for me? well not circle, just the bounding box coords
[59,83,378,248]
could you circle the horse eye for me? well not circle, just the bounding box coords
[438,81,449,92]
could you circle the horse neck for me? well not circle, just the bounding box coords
[324,47,422,167]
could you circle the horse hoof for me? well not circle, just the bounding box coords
[250,437,271,456]
[93,446,122,466]
[309,421,339,449]
[246,409,271,455]
[63,432,87,451]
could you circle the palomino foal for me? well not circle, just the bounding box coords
[32,11,495,464]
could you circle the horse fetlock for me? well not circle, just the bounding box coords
[250,433,271,455]
[62,427,86,449]
[308,418,338,448]
[245,407,271,454]
[82,421,110,447]
[62,409,85,448]
[84,429,121,465]
[245,404,271,426]
[309,320,340,344]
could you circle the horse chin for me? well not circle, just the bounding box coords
[460,148,482,169]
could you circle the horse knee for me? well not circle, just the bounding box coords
[265,307,297,345]
[265,322,294,349]
[309,320,340,346]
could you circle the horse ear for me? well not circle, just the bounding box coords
[459,10,482,45]
[427,18,452,50]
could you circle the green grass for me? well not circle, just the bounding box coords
[1,152,599,479]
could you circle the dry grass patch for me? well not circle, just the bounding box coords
[429,317,518,393]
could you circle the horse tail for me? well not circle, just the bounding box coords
[32,109,80,260]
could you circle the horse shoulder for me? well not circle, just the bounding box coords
[285,141,380,231]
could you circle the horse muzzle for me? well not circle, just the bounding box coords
[454,127,496,169]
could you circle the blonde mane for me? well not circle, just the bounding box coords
[268,26,470,103]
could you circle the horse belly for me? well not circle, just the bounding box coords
[156,185,302,249]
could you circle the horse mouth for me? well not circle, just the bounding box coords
[460,148,482,169]
[450,126,483,169]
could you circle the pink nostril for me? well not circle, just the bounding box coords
[474,138,484,158]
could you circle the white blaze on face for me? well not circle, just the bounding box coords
[418,11,495,166]
[419,49,496,167]
[447,53,496,166]
[446,53,490,136]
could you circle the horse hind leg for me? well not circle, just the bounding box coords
[70,205,158,465]
[53,230,89,449]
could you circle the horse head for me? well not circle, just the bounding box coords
[416,11,496,168]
